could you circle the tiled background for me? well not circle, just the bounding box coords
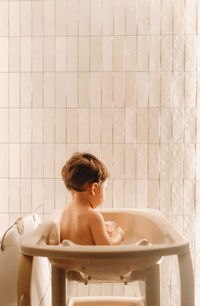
[0,0,199,304]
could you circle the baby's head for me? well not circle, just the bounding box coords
[61,152,109,194]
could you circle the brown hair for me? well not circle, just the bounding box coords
[61,152,109,191]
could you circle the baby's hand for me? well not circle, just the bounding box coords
[105,221,116,234]
[116,226,125,241]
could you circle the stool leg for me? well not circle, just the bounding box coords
[52,265,66,306]
[145,264,160,306]
[17,254,33,306]
[178,252,194,306]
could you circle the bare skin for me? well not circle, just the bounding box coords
[60,181,124,245]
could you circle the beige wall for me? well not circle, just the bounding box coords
[0,0,199,304]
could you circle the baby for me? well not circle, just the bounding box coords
[60,152,124,245]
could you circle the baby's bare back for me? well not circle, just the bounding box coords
[60,203,95,245]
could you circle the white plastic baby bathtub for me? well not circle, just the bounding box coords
[17,209,194,306]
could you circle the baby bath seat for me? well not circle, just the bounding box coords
[17,209,194,306]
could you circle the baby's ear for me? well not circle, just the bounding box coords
[88,182,98,195]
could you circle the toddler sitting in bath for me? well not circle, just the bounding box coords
[59,152,124,245]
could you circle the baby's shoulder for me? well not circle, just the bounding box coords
[88,209,104,224]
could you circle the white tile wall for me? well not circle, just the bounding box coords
[0,0,199,304]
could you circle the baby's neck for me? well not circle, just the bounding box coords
[71,190,92,209]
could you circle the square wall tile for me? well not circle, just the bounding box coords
[32,1,44,36]
[148,180,159,209]
[43,109,55,143]
[125,144,136,178]
[9,2,20,36]
[67,108,78,144]
[113,72,125,107]
[9,73,20,107]
[55,145,66,179]
[113,144,124,178]
[162,0,173,34]
[186,0,197,34]
[55,1,67,36]
[149,73,160,107]
[55,109,66,143]
[136,109,148,143]
[125,108,136,143]
[172,180,183,215]
[173,36,185,71]
[102,37,113,72]
[67,73,78,107]
[44,144,54,178]
[114,0,125,35]
[113,108,124,143]
[0,73,8,107]
[90,73,101,108]
[136,73,148,107]
[102,72,113,107]
[0,38,8,71]
[67,0,78,35]
[0,179,9,212]
[32,179,44,212]
[137,0,149,34]
[0,2,8,36]
[90,37,102,72]
[125,36,137,71]
[150,0,161,35]
[173,0,185,34]
[21,1,31,36]
[78,72,90,107]
[148,144,160,179]
[90,108,101,144]
[56,37,67,72]
[102,0,114,35]
[172,144,183,179]
[114,36,125,71]
[125,72,136,107]
[90,0,102,35]
[160,180,171,216]
[136,144,147,179]
[160,144,171,179]
[9,144,20,178]
[9,38,20,72]
[0,144,8,177]
[79,0,89,36]
[149,108,160,143]
[0,109,8,142]
[21,144,31,178]
[184,144,195,179]
[185,36,196,71]
[67,37,78,72]
[185,72,196,107]
[9,179,20,213]
[125,0,137,35]
[136,180,148,208]
[161,37,172,71]
[184,180,195,215]
[32,38,44,72]
[44,179,55,212]
[44,38,55,71]
[32,144,44,178]
[137,37,149,71]
[149,37,161,71]
[78,109,89,143]
[161,72,172,107]
[55,73,67,107]
[113,179,124,208]
[102,108,113,143]
[9,108,20,143]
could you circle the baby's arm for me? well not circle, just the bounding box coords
[89,211,124,245]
